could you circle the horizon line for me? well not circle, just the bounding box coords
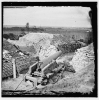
[3,25,92,29]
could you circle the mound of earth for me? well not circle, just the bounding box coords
[8,32,53,47]
[7,32,53,57]
[6,32,87,59]
[69,43,94,72]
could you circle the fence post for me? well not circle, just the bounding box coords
[12,58,16,78]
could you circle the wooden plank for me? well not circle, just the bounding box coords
[12,58,16,78]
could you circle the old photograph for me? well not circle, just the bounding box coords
[2,2,97,97]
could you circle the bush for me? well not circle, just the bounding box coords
[3,33,19,40]
[58,42,81,54]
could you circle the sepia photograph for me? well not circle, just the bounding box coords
[1,2,97,97]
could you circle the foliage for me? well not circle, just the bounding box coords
[58,42,81,54]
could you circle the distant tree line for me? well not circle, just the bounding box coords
[3,33,19,40]
[3,27,44,32]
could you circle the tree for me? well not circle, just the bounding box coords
[26,22,29,33]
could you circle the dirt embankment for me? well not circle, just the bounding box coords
[2,43,95,94]
[2,31,94,95]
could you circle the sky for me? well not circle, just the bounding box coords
[4,6,91,28]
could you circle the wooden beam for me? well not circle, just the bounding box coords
[12,58,16,78]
